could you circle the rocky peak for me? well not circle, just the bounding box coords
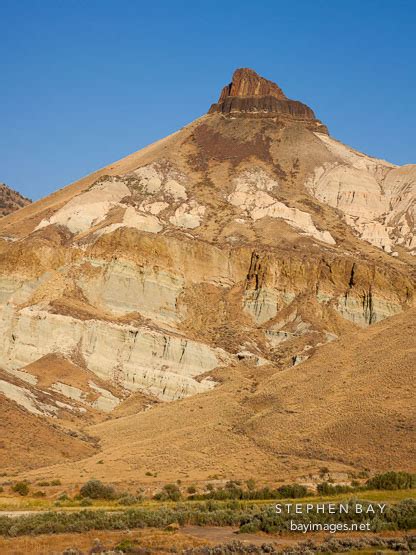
[218,68,287,101]
[209,68,327,132]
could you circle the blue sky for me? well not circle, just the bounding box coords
[1,0,415,201]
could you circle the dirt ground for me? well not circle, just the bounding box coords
[0,527,413,555]
[0,528,208,555]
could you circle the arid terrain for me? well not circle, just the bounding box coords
[0,528,414,555]
[0,183,31,217]
[0,68,414,492]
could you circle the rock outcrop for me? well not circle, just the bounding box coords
[209,68,328,132]
[218,67,287,100]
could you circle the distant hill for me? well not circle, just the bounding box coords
[0,182,31,216]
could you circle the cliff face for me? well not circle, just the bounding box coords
[0,183,31,216]
[209,68,328,132]
[0,68,415,478]
[218,68,287,100]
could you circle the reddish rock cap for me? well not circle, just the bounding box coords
[208,67,328,133]
[218,68,287,101]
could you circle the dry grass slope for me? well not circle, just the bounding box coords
[19,309,415,485]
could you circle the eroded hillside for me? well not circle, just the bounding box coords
[0,68,414,478]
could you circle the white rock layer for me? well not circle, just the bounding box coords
[307,134,415,255]
[229,168,335,245]
[0,306,222,401]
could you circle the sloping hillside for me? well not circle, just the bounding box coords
[0,68,414,483]
[19,308,415,484]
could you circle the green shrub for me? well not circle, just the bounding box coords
[187,486,197,495]
[154,483,181,502]
[79,479,115,500]
[246,479,256,491]
[118,495,138,506]
[50,480,61,486]
[0,499,413,537]
[33,491,46,498]
[277,484,308,498]
[188,482,311,502]
[12,482,29,496]
[366,471,416,491]
[239,521,260,533]
[80,497,93,506]
[115,538,140,551]
[317,482,353,495]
